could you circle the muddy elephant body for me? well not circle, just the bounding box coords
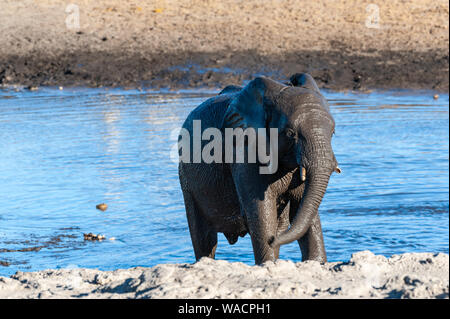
[178,74,340,264]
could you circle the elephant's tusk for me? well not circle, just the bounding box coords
[301,167,307,182]
[334,166,342,174]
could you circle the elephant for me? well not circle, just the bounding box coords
[178,73,340,264]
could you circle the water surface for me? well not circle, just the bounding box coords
[0,87,448,276]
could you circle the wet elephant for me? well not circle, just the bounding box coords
[178,73,340,264]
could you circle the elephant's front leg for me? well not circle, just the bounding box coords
[298,214,327,263]
[232,165,278,264]
[289,198,326,262]
[275,201,291,259]
[245,199,279,264]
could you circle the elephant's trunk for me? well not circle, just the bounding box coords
[270,145,333,247]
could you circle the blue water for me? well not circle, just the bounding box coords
[0,87,448,276]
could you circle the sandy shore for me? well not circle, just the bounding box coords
[0,0,448,91]
[0,251,448,299]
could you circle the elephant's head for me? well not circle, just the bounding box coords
[223,73,340,247]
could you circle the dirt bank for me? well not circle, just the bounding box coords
[0,251,448,299]
[0,0,448,91]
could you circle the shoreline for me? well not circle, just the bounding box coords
[0,251,448,299]
[1,49,448,92]
[1,0,448,92]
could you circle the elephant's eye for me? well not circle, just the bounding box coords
[285,128,296,139]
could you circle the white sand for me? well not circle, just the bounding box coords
[0,251,448,299]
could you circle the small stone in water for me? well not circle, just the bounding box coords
[96,203,108,211]
[83,233,106,241]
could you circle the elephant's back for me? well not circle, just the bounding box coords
[178,92,234,168]
[181,93,234,132]
[178,91,236,190]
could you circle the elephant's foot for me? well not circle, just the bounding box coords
[254,246,277,264]
[299,239,327,263]
[251,235,278,264]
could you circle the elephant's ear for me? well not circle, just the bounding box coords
[289,73,320,93]
[222,77,268,130]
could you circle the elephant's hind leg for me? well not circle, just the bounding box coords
[182,191,218,260]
